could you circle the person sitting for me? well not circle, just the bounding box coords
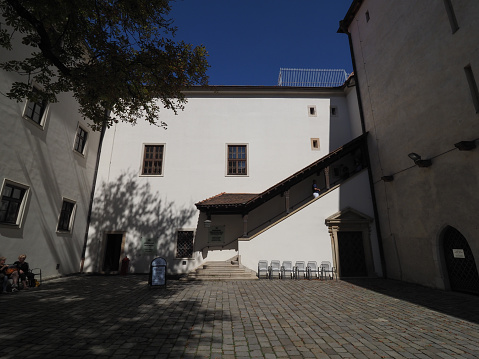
[14,254,34,290]
[0,256,20,293]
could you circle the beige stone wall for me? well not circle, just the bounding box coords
[347,0,479,289]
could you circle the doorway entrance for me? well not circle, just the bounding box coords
[442,226,479,295]
[338,231,368,277]
[325,207,376,278]
[103,233,124,272]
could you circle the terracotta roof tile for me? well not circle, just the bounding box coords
[196,193,258,206]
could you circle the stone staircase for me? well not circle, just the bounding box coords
[186,256,258,281]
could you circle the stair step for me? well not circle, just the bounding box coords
[186,260,258,281]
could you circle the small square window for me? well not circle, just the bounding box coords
[308,105,317,117]
[74,125,88,154]
[227,144,248,176]
[0,181,29,226]
[176,230,194,258]
[331,106,338,117]
[57,199,76,232]
[141,144,165,175]
[23,87,48,126]
[311,138,320,150]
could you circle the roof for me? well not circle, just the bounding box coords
[338,0,364,33]
[196,193,258,207]
[195,133,368,214]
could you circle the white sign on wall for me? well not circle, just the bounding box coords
[452,249,465,258]
[142,237,156,254]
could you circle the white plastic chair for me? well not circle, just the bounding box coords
[320,261,336,280]
[269,260,281,279]
[281,261,294,279]
[306,261,320,279]
[294,261,307,279]
[258,260,269,279]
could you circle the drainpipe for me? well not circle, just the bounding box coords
[79,111,109,273]
[339,21,387,278]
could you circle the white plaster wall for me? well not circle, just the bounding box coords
[347,0,479,288]
[239,171,381,276]
[0,42,101,279]
[85,89,359,274]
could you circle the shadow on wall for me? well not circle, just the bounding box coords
[88,171,197,274]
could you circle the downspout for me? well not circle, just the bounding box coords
[339,20,388,278]
[79,111,109,273]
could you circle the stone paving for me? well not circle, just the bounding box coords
[1,275,479,358]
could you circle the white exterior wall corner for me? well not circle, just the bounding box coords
[239,171,381,277]
[347,0,479,289]
[0,43,101,279]
[85,87,361,275]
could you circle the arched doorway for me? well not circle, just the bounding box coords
[442,226,479,295]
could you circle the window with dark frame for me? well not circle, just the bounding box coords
[74,126,88,154]
[24,87,48,125]
[57,200,75,232]
[228,145,247,175]
[0,183,27,225]
[464,65,479,113]
[443,0,459,33]
[142,145,164,175]
[176,230,194,258]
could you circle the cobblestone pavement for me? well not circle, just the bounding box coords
[1,275,479,359]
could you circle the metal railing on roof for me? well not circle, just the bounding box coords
[277,68,349,87]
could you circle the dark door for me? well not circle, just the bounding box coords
[443,226,479,295]
[103,234,123,272]
[338,231,368,277]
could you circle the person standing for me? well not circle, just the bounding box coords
[312,180,320,198]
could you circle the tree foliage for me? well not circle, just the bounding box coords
[0,0,209,130]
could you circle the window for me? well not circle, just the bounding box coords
[74,125,88,154]
[331,106,338,117]
[365,11,370,22]
[0,181,28,225]
[443,0,459,33]
[311,138,320,150]
[308,105,317,117]
[464,65,479,113]
[23,87,48,125]
[227,144,247,176]
[57,199,76,232]
[176,230,194,258]
[141,144,164,175]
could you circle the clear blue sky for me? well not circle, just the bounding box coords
[170,0,354,86]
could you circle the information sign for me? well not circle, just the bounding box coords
[208,225,225,244]
[149,257,167,287]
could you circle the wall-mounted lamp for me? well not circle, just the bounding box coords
[381,175,394,182]
[454,140,476,151]
[204,219,212,228]
[408,153,432,167]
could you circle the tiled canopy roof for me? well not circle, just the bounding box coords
[195,133,368,215]
[196,193,258,206]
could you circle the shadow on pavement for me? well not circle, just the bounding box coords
[343,277,479,325]
[0,274,230,358]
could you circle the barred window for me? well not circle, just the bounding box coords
[176,231,194,258]
[142,145,164,175]
[57,200,76,232]
[227,144,247,175]
[74,126,88,154]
